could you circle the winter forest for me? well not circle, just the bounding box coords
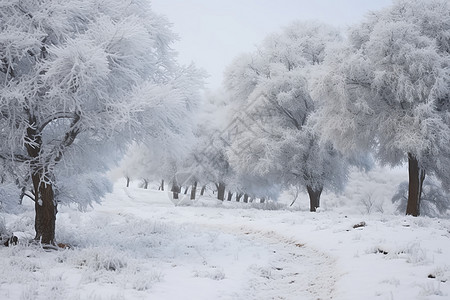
[1,0,450,299]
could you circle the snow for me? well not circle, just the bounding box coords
[1,166,450,300]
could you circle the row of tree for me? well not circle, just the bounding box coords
[121,0,449,218]
[1,0,449,247]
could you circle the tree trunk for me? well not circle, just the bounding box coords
[190,181,197,200]
[32,173,57,246]
[260,197,265,203]
[236,193,243,202]
[184,186,189,194]
[406,153,425,217]
[158,179,164,191]
[243,194,249,203]
[200,185,206,196]
[26,124,57,246]
[171,179,180,200]
[307,185,323,212]
[143,179,148,189]
[227,191,233,201]
[216,182,226,201]
[126,176,130,188]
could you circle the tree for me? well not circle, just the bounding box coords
[119,65,204,198]
[224,22,348,211]
[197,96,232,201]
[0,0,200,245]
[312,0,450,216]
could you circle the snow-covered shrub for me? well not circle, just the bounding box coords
[360,191,384,214]
[392,178,450,217]
[74,247,128,272]
[250,201,287,211]
[420,282,444,297]
[193,267,225,281]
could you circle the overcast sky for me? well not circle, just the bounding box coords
[151,0,392,90]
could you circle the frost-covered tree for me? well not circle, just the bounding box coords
[0,0,200,245]
[224,22,348,211]
[187,91,234,201]
[119,66,204,194]
[312,0,450,216]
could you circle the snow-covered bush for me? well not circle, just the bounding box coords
[73,247,128,272]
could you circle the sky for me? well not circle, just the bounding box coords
[151,0,393,90]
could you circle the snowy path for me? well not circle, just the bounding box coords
[200,224,338,300]
[3,185,450,300]
[89,187,339,299]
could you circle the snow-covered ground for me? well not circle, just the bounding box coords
[1,166,450,300]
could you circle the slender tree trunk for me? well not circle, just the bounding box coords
[126,176,130,188]
[200,185,206,196]
[190,181,197,200]
[243,194,249,203]
[406,153,425,217]
[236,193,243,202]
[158,179,164,191]
[143,179,148,189]
[184,186,189,194]
[307,185,323,212]
[227,191,233,201]
[216,182,226,201]
[32,173,57,246]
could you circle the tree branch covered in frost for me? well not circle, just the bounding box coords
[310,0,450,217]
[311,0,450,175]
[0,0,203,212]
[55,173,112,211]
[224,21,350,205]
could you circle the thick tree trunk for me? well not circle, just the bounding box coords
[227,191,233,201]
[171,179,180,200]
[243,194,249,203]
[307,185,323,212]
[216,182,226,201]
[406,153,425,217]
[190,181,197,200]
[200,185,206,196]
[236,193,243,202]
[32,173,57,246]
